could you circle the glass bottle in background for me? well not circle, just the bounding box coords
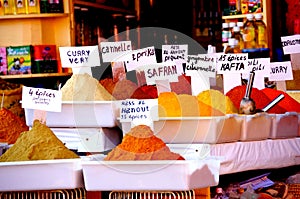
[254,13,268,49]
[237,21,244,33]
[236,0,241,14]
[202,11,209,36]
[225,38,241,54]
[3,0,16,14]
[15,0,27,14]
[243,14,257,49]
[27,0,39,13]
[222,22,230,44]
[229,21,236,37]
[232,26,244,50]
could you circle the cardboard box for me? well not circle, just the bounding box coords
[32,45,58,73]
[6,45,32,75]
[0,47,7,75]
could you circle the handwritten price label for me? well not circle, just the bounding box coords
[216,53,249,74]
[119,99,158,123]
[21,86,62,112]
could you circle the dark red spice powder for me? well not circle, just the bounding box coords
[262,88,300,113]
[226,85,287,114]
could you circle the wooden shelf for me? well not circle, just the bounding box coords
[222,14,249,20]
[0,73,72,79]
[73,0,136,15]
[0,13,69,20]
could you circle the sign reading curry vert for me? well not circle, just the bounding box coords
[100,41,132,62]
[281,34,300,54]
[59,46,100,68]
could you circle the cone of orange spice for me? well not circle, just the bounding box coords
[0,108,29,144]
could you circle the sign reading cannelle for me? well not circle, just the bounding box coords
[100,41,132,62]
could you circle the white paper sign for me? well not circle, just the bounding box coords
[246,58,271,89]
[100,41,132,62]
[281,34,300,54]
[125,46,157,71]
[185,54,216,95]
[162,44,187,75]
[141,62,180,85]
[269,61,293,81]
[21,86,62,112]
[185,54,216,77]
[216,53,249,74]
[59,46,100,68]
[248,58,271,76]
[119,99,159,123]
[223,74,242,94]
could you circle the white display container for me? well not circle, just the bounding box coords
[51,127,122,153]
[81,156,220,191]
[0,159,83,191]
[269,112,299,139]
[240,113,272,141]
[120,114,242,144]
[24,101,118,128]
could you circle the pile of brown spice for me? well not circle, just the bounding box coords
[104,125,184,161]
[0,108,29,144]
[0,120,79,162]
[100,78,152,100]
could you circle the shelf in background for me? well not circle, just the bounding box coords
[0,13,69,20]
[222,14,248,20]
[0,73,72,79]
[73,0,136,14]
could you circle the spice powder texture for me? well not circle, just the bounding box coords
[0,108,29,144]
[61,73,114,101]
[0,120,79,162]
[104,125,184,161]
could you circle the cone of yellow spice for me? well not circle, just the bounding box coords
[197,89,238,115]
[0,120,79,162]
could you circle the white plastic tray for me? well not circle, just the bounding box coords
[120,115,242,144]
[269,112,299,139]
[240,113,272,141]
[51,127,122,153]
[0,159,83,191]
[24,101,118,128]
[81,156,220,191]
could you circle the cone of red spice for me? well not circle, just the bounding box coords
[262,88,300,113]
[226,85,287,114]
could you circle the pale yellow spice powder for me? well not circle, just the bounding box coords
[61,73,114,101]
